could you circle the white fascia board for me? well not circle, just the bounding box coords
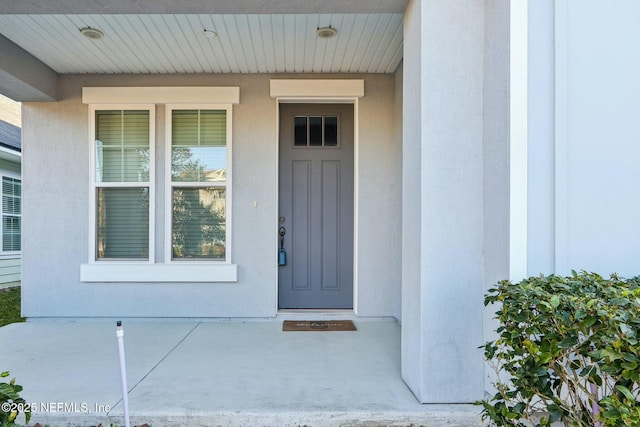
[80,263,238,283]
[0,146,21,163]
[82,87,240,104]
[270,79,365,98]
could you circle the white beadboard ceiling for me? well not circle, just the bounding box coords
[0,14,403,74]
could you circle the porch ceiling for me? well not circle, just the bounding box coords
[0,0,406,100]
[0,13,404,74]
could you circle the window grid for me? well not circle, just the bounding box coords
[91,106,154,262]
[89,104,232,265]
[1,176,21,253]
[167,106,232,263]
[293,115,339,147]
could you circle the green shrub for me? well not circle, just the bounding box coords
[480,271,640,426]
[0,371,30,427]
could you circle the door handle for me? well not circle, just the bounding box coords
[278,226,287,266]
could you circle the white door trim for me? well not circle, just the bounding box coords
[270,79,364,98]
[272,82,362,314]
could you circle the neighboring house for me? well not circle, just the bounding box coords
[0,0,637,405]
[0,119,21,284]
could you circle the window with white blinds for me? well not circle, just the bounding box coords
[96,110,150,183]
[169,108,229,261]
[2,176,21,252]
[93,108,152,260]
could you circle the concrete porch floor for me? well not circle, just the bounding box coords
[0,320,482,426]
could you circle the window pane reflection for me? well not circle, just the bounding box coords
[172,187,226,259]
[294,116,308,146]
[325,116,338,146]
[309,116,322,146]
[172,147,227,182]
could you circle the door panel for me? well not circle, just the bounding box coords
[291,160,311,291]
[278,104,354,309]
[321,160,340,290]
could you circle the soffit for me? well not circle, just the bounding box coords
[0,0,408,14]
[0,13,404,74]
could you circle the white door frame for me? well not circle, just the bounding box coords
[270,79,364,314]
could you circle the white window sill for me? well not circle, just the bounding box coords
[80,263,237,283]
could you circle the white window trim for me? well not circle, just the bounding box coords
[80,88,240,283]
[82,87,240,105]
[0,172,21,256]
[164,104,233,264]
[80,262,237,282]
[87,104,156,264]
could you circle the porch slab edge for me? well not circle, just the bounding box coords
[29,408,483,427]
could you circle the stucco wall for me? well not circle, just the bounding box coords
[559,1,640,277]
[392,61,403,322]
[483,0,509,291]
[527,0,640,278]
[401,0,423,398]
[401,0,489,403]
[21,73,400,318]
[356,73,403,317]
[526,0,555,275]
[483,0,510,393]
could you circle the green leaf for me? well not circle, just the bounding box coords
[604,408,620,418]
[616,385,635,401]
[540,300,552,311]
[0,383,20,400]
[579,365,597,377]
[514,401,526,414]
[586,298,599,308]
[550,295,560,308]
[548,410,562,423]
[558,336,578,348]
[610,298,630,307]
[601,348,623,361]
[539,352,552,364]
[620,323,634,337]
[583,316,597,329]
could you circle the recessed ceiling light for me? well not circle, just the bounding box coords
[80,27,104,40]
[316,26,337,39]
[203,29,218,39]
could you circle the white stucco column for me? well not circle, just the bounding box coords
[402,0,486,403]
[526,0,555,275]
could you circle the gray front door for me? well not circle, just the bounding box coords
[278,103,354,309]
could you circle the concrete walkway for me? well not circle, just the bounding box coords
[0,320,482,426]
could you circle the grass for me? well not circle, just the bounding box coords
[0,285,24,327]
